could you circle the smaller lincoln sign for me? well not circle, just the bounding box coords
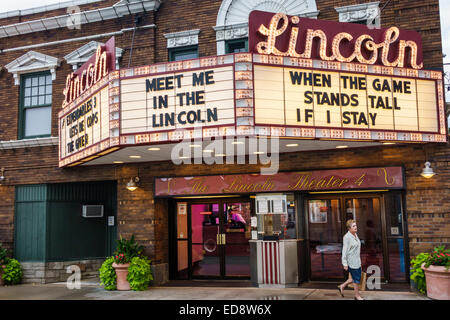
[155,167,404,197]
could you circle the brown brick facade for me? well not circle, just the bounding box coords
[0,0,448,279]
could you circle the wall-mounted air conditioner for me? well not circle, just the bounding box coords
[82,205,104,218]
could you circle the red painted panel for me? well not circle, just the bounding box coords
[248,10,423,69]
[155,167,404,197]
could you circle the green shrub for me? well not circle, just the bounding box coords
[99,256,116,290]
[410,252,429,294]
[2,259,22,285]
[127,256,153,291]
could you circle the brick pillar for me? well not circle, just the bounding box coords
[0,185,15,253]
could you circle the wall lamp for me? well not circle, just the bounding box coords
[0,168,4,184]
[126,177,140,191]
[421,162,436,179]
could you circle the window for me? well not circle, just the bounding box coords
[169,46,198,62]
[20,72,52,139]
[225,39,248,54]
[352,20,369,25]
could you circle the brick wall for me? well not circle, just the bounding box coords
[3,141,448,263]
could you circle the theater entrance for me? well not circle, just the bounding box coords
[173,197,254,279]
[306,193,394,282]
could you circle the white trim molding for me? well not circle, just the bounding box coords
[0,137,58,150]
[335,1,380,28]
[64,41,124,70]
[5,51,60,85]
[164,29,200,49]
[0,0,161,38]
[214,0,319,55]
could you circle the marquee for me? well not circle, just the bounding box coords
[58,13,447,168]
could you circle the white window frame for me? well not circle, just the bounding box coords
[5,51,60,86]
[64,41,123,71]
[335,1,381,28]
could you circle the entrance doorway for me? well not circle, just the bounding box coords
[175,197,253,279]
[307,194,385,281]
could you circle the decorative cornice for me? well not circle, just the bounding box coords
[216,0,319,27]
[214,23,248,41]
[64,41,123,70]
[0,0,161,38]
[0,137,58,150]
[5,51,60,85]
[164,29,200,49]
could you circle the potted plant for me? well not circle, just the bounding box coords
[99,235,154,291]
[421,246,450,300]
[111,235,144,291]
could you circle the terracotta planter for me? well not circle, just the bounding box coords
[112,263,130,291]
[422,264,450,300]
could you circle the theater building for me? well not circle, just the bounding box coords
[0,0,448,286]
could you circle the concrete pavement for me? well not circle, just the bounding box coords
[0,279,429,300]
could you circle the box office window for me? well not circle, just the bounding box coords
[20,72,52,139]
[169,46,198,62]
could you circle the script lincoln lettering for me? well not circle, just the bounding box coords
[256,13,423,69]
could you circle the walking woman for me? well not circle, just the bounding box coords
[338,219,364,300]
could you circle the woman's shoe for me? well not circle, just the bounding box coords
[337,285,344,297]
[354,296,364,300]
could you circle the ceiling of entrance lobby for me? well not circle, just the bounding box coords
[81,138,392,166]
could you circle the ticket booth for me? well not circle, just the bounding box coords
[250,194,299,288]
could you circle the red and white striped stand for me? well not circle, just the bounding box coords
[255,240,298,288]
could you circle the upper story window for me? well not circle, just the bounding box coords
[214,0,320,55]
[20,72,52,139]
[65,41,123,71]
[226,39,248,54]
[169,46,199,62]
[335,1,381,29]
[164,30,200,62]
[5,51,60,140]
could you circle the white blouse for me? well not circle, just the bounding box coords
[342,231,361,269]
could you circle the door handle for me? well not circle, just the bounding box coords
[217,233,221,245]
[222,233,226,245]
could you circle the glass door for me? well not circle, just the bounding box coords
[178,198,253,279]
[308,199,343,280]
[191,202,221,277]
[307,195,386,281]
[223,201,252,277]
[344,197,384,280]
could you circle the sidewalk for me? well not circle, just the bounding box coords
[0,279,429,300]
